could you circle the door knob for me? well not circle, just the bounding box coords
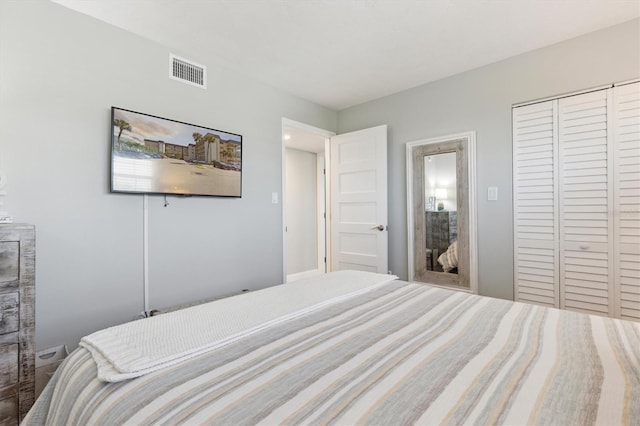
[371,225,385,231]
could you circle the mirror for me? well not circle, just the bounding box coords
[408,136,475,291]
[423,152,457,273]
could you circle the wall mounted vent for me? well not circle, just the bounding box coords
[169,53,206,89]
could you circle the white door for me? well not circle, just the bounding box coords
[330,125,388,273]
[558,89,614,316]
[613,81,640,321]
[512,100,559,308]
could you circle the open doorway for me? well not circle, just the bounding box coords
[282,119,334,283]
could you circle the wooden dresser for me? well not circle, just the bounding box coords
[425,211,457,250]
[0,224,35,425]
[424,211,458,271]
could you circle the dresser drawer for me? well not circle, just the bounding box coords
[0,295,18,336]
[0,395,17,426]
[0,242,19,287]
[0,346,17,387]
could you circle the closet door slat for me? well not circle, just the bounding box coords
[559,89,613,317]
[614,82,640,321]
[513,101,558,307]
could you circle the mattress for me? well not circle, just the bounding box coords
[23,271,640,425]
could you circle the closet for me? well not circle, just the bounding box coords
[513,81,640,321]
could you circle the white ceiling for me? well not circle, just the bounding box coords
[52,0,639,110]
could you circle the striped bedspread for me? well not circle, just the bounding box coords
[24,279,640,425]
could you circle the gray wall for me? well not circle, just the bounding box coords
[0,1,336,350]
[337,19,640,299]
[285,148,318,275]
[1,1,637,350]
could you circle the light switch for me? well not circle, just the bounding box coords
[488,186,498,201]
[271,192,279,204]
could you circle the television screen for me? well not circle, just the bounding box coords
[111,107,242,197]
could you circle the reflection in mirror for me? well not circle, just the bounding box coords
[423,152,457,273]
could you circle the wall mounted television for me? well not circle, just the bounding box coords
[111,107,242,197]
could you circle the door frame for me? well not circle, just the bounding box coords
[406,131,478,293]
[281,118,335,283]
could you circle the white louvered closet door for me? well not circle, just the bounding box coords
[613,82,640,321]
[513,101,559,307]
[558,89,614,316]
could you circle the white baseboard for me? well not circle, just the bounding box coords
[286,269,324,283]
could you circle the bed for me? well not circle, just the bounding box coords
[24,271,639,425]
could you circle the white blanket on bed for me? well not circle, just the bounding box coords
[80,271,398,382]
